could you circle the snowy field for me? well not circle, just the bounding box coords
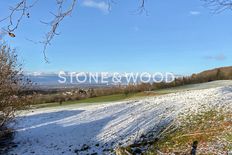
[153,80,232,94]
[9,84,232,154]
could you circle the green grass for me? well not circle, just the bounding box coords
[72,94,130,103]
[225,133,232,150]
[34,93,136,108]
[71,91,160,104]
[34,94,127,108]
[33,91,162,109]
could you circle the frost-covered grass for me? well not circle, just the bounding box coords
[8,85,232,155]
[145,108,232,154]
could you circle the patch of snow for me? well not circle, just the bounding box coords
[8,86,232,155]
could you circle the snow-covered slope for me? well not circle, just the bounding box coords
[9,86,232,155]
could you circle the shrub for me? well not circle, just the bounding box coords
[0,45,32,133]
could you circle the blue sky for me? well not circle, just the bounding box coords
[1,0,232,75]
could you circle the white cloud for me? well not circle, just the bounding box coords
[189,11,201,16]
[204,54,226,61]
[82,0,109,14]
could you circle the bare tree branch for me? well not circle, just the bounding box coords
[0,0,77,63]
[39,0,77,62]
[137,0,147,14]
[0,0,38,33]
[1,0,147,62]
[3,0,232,62]
[202,0,232,13]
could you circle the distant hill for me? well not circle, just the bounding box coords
[193,66,232,81]
[154,66,232,90]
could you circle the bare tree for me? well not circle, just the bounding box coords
[0,45,32,131]
[0,0,146,62]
